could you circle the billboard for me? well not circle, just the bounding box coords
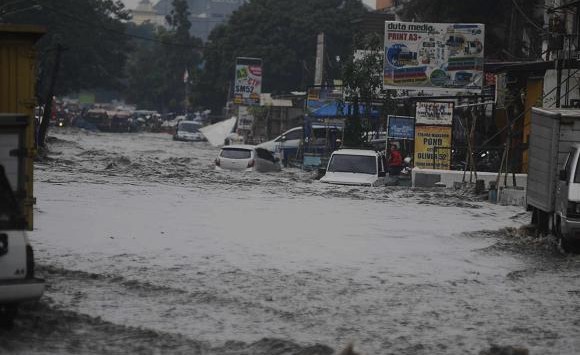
[384,22,484,92]
[387,115,415,139]
[414,125,452,170]
[234,57,262,106]
[415,101,454,125]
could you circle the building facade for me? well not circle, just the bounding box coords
[154,0,248,41]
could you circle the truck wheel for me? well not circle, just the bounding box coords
[560,237,573,253]
[0,304,18,329]
[531,207,538,224]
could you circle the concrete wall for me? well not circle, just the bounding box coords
[412,168,528,189]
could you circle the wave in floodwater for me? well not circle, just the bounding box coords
[37,129,505,207]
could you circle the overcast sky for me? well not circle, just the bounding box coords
[120,0,376,10]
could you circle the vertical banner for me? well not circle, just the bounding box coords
[384,21,484,92]
[237,106,254,130]
[314,33,325,86]
[234,57,262,106]
[414,125,452,169]
[415,101,454,125]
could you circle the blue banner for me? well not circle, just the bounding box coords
[388,115,415,139]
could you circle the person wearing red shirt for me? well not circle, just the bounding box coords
[388,144,403,175]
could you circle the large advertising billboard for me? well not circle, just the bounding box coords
[234,57,262,106]
[384,22,484,92]
[414,125,452,170]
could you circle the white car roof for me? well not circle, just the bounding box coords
[222,144,255,150]
[331,149,378,156]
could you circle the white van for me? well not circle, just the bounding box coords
[257,125,342,164]
[320,149,386,187]
[173,120,205,142]
[554,144,580,250]
[1,116,44,327]
[1,144,44,327]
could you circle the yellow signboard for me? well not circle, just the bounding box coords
[414,125,452,170]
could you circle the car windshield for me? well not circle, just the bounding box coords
[573,151,580,183]
[220,148,252,159]
[178,122,200,132]
[327,154,376,174]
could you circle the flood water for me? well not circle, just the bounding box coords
[1,128,579,355]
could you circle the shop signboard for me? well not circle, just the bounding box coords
[234,57,262,106]
[384,21,485,92]
[415,101,454,125]
[387,115,415,139]
[237,106,254,130]
[414,125,452,170]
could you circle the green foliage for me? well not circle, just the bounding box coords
[5,0,130,97]
[124,0,203,112]
[340,33,383,147]
[197,0,367,111]
[398,0,544,60]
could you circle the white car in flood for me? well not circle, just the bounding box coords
[320,149,386,187]
[215,145,281,173]
[173,121,205,142]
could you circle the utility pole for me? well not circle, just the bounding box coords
[38,43,65,149]
[314,33,325,86]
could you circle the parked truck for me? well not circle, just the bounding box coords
[527,107,580,251]
[0,24,46,326]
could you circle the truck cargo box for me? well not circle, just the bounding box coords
[527,108,580,213]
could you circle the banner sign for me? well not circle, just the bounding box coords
[387,115,415,139]
[237,106,254,130]
[234,57,262,106]
[415,101,454,125]
[384,21,485,92]
[414,125,452,169]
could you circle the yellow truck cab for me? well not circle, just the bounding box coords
[0,24,46,327]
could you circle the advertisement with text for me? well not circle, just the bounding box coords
[414,125,452,170]
[234,57,262,106]
[384,21,484,92]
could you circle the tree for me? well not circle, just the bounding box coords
[3,0,130,147]
[4,0,131,96]
[196,0,368,112]
[124,0,203,112]
[397,0,545,60]
[340,33,384,147]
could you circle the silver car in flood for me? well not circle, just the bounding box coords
[215,145,281,173]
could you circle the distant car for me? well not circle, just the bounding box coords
[320,149,386,187]
[173,121,205,142]
[257,125,343,164]
[215,145,281,173]
[257,126,303,161]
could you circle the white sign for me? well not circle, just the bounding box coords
[415,101,454,125]
[237,106,254,130]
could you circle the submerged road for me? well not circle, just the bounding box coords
[1,129,579,355]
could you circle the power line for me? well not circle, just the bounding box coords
[477,67,580,148]
[511,0,546,33]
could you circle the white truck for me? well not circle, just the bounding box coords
[0,24,46,327]
[527,107,580,251]
[0,115,44,327]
